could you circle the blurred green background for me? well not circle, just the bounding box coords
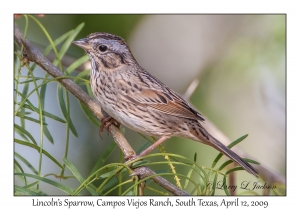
[14,15,285,195]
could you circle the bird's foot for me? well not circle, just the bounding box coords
[99,116,121,138]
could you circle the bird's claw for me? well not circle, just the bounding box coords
[99,116,121,139]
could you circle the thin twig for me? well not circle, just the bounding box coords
[182,78,199,101]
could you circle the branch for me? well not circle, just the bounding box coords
[14,25,189,196]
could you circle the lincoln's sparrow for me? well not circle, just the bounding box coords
[73,32,258,177]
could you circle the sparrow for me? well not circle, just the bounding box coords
[73,32,258,177]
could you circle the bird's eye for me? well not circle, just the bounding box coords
[99,45,108,52]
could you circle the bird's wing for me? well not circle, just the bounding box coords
[116,75,204,121]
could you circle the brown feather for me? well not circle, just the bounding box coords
[119,82,204,121]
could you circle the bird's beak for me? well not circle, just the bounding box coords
[72,38,90,51]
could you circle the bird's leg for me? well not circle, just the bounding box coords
[125,136,169,161]
[99,116,121,138]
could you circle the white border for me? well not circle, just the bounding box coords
[4,0,298,208]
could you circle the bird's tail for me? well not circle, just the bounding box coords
[208,136,258,177]
[186,120,258,177]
